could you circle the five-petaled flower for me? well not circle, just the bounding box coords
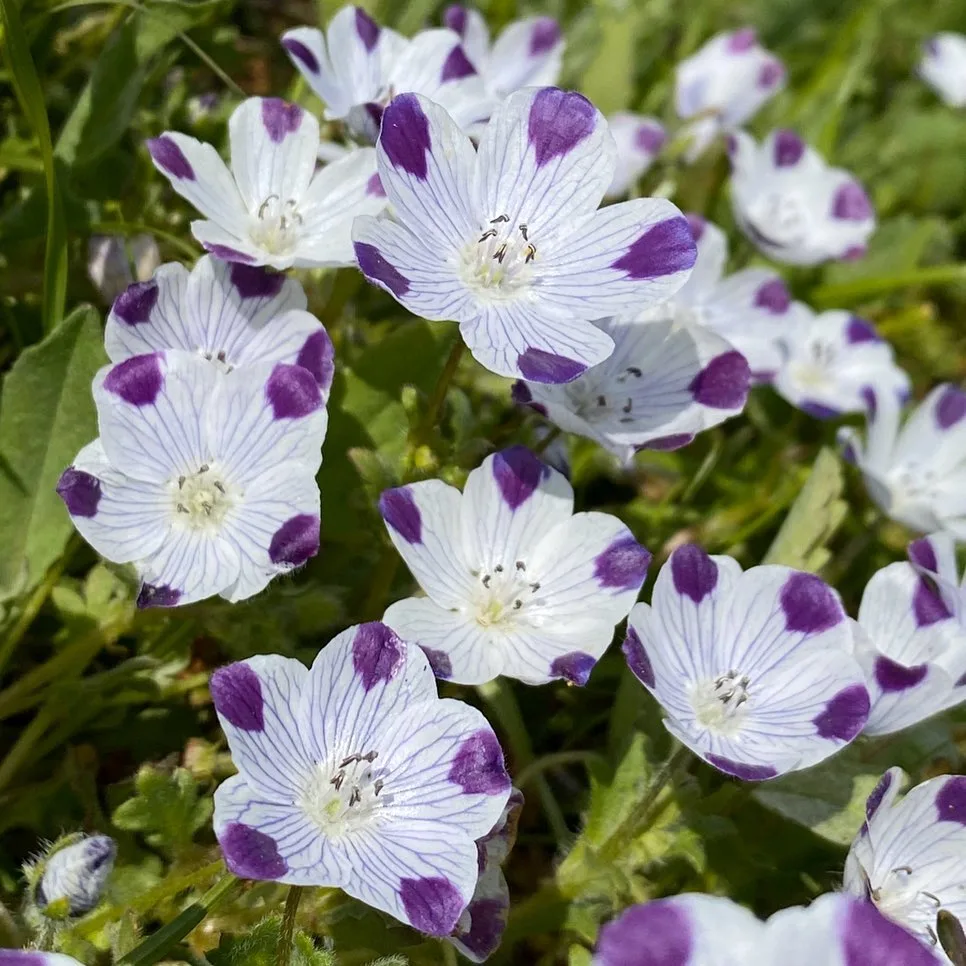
[380,446,651,685]
[148,96,387,269]
[57,351,326,608]
[210,621,511,937]
[352,88,697,383]
[623,544,869,780]
[728,129,875,265]
[920,33,966,108]
[604,113,666,199]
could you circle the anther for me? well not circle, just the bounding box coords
[349,788,362,807]
[622,399,633,414]
[214,481,225,494]
[597,395,607,407]
[339,755,359,768]
[626,366,642,377]
[515,560,526,571]
[199,463,209,473]
[519,224,529,240]
[494,244,507,263]
[495,565,504,573]
[525,244,536,263]
[530,582,541,592]
[177,504,188,513]
[217,350,227,364]
[513,600,522,609]
[178,476,185,488]
[374,779,384,796]
[331,771,345,790]
[258,194,280,218]
[363,751,378,762]
[479,229,498,243]
[490,214,509,224]
[482,574,492,588]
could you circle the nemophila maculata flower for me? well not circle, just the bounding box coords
[770,307,910,419]
[147,96,386,269]
[209,621,511,937]
[728,129,875,265]
[674,27,785,161]
[593,891,940,966]
[32,834,116,917]
[448,787,523,961]
[854,533,966,736]
[623,544,869,780]
[442,5,563,99]
[920,33,966,108]
[352,88,696,384]
[57,351,326,608]
[379,446,650,686]
[105,255,334,396]
[845,767,966,959]
[605,113,666,200]
[838,384,966,538]
[282,6,494,143]
[512,314,750,462]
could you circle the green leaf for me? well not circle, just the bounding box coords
[112,766,213,855]
[0,305,106,596]
[0,0,68,330]
[208,916,338,966]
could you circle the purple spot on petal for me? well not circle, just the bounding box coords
[671,544,718,604]
[780,572,843,633]
[595,900,692,966]
[843,897,940,966]
[449,729,510,794]
[517,347,586,384]
[441,44,476,81]
[550,651,596,686]
[379,487,422,543]
[936,385,966,429]
[210,663,265,731]
[136,583,181,609]
[833,182,873,221]
[261,99,303,143]
[220,823,287,880]
[705,754,778,781]
[635,123,666,155]
[846,316,880,344]
[728,27,757,52]
[354,6,380,51]
[622,626,655,687]
[909,538,939,574]
[104,353,164,407]
[689,351,750,409]
[56,467,101,518]
[773,130,805,167]
[754,278,791,313]
[354,242,410,297]
[296,329,335,391]
[454,897,507,961]
[266,363,322,419]
[0,952,48,965]
[612,216,698,280]
[936,776,966,824]
[422,647,452,679]
[511,381,532,404]
[861,386,877,419]
[813,684,869,740]
[268,514,319,566]
[875,656,929,692]
[758,60,784,88]
[686,213,706,242]
[366,172,386,197]
[641,433,694,451]
[799,399,840,420]
[352,621,405,691]
[725,133,738,158]
[230,263,286,300]
[842,244,867,261]
[283,37,320,74]
[147,135,194,180]
[381,94,431,179]
[866,771,893,821]
[400,877,465,937]
[113,280,159,325]
[528,88,597,168]
[913,578,952,627]
[492,445,547,511]
[202,243,257,264]
[444,5,467,36]
[594,536,651,590]
[530,18,561,55]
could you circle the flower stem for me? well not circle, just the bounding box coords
[531,426,561,457]
[515,750,605,791]
[811,264,966,306]
[414,337,465,446]
[276,886,304,966]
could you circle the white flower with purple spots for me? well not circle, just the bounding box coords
[379,446,651,686]
[105,256,334,396]
[56,351,326,608]
[771,307,910,419]
[728,129,875,265]
[442,6,563,99]
[352,88,696,383]
[448,788,523,961]
[147,97,386,269]
[623,544,870,781]
[604,113,666,200]
[282,7,494,143]
[210,621,511,937]
[512,314,750,461]
[845,767,966,959]
[838,384,966,539]
[854,534,966,736]
[593,891,939,966]
[920,34,966,108]
[675,27,785,161]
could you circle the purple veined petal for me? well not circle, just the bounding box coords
[704,754,779,781]
[846,316,880,344]
[779,572,844,634]
[265,363,323,420]
[210,662,265,731]
[401,877,467,937]
[753,277,791,313]
[527,87,598,168]
[832,181,874,221]
[549,651,597,685]
[517,347,587,384]
[352,621,407,692]
[147,135,195,180]
[219,822,288,879]
[229,262,287,300]
[268,513,320,567]
[260,98,304,143]
[812,683,869,740]
[103,353,165,407]
[353,241,411,297]
[622,625,655,687]
[444,5,468,36]
[530,17,561,55]
[113,279,160,325]
[491,445,548,511]
[936,775,966,824]
[282,36,320,74]
[935,384,966,429]
[441,44,477,81]
[727,26,757,52]
[874,656,929,693]
[772,129,805,167]
[354,6,381,52]
[670,544,719,604]
[688,351,750,410]
[379,93,432,180]
[136,582,182,609]
[57,467,102,518]
[611,216,698,280]
[380,487,423,544]
[448,729,511,795]
[758,59,784,88]
[594,536,651,591]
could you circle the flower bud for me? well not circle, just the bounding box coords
[36,834,116,917]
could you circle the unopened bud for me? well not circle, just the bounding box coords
[36,834,116,917]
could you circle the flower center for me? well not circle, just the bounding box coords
[871,866,944,947]
[250,194,302,255]
[889,464,941,504]
[471,560,543,628]
[569,365,645,426]
[691,670,751,736]
[298,750,388,838]
[170,463,236,530]
[747,192,811,247]
[459,214,537,299]
[789,339,836,388]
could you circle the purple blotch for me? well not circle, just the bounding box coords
[492,445,547,511]
[364,102,385,131]
[354,242,411,297]
[689,351,750,409]
[612,217,698,280]
[874,656,929,693]
[642,433,694,451]
[594,536,651,590]
[268,514,319,566]
[354,6,380,51]
[595,901,692,966]
[866,771,893,821]
[846,316,880,344]
[935,385,966,429]
[861,386,877,419]
[113,279,159,325]
[441,44,476,81]
[773,129,805,167]
[833,182,873,221]
[705,754,778,781]
[754,278,791,313]
[266,363,322,419]
[449,729,511,794]
[936,776,966,825]
[908,537,939,573]
[636,123,666,155]
[220,823,287,879]
[352,621,406,691]
[400,877,465,937]
[454,898,507,961]
[813,684,869,741]
[671,544,719,604]
[380,94,431,180]
[282,37,320,74]
[366,172,386,197]
[203,243,257,264]
[550,652,597,686]
[758,60,784,88]
[799,399,840,420]
[727,26,757,52]
[517,347,586,384]
[422,646,453,679]
[296,329,335,391]
[104,353,164,407]
[530,18,561,55]
[913,578,952,627]
[511,381,532,404]
[685,213,706,242]
[622,626,655,687]
[444,5,467,36]
[527,88,597,168]
[379,487,422,544]
[262,99,303,144]
[843,897,940,966]
[230,262,286,300]
[210,663,265,731]
[56,468,101,518]
[780,572,843,633]
[136,583,181,609]
[147,135,195,180]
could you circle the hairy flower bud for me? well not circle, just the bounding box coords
[36,834,116,917]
